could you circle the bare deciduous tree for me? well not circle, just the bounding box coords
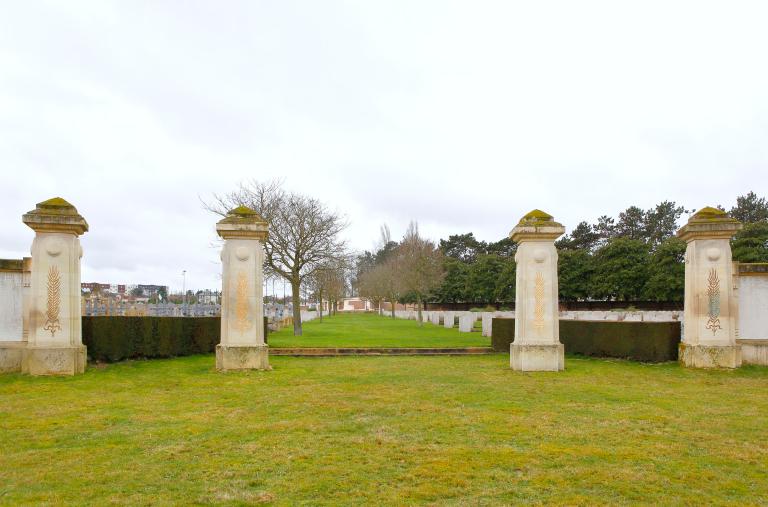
[358,263,388,315]
[309,258,349,320]
[205,180,348,336]
[395,221,444,325]
[380,258,401,318]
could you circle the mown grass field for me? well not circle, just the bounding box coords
[1,352,766,505]
[268,312,489,348]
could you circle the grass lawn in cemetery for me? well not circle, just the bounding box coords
[267,311,489,348]
[1,354,767,505]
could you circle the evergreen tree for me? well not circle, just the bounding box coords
[732,222,768,262]
[592,238,650,301]
[730,192,768,224]
[645,201,687,248]
[643,237,685,301]
[494,259,517,303]
[439,233,486,263]
[466,254,505,303]
[435,258,470,302]
[558,249,595,301]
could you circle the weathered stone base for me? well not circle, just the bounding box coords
[22,345,87,376]
[679,343,742,368]
[0,343,25,373]
[216,344,271,371]
[510,343,564,371]
[738,340,768,366]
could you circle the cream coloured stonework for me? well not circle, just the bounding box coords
[677,207,742,368]
[21,198,88,375]
[216,207,270,371]
[509,210,565,371]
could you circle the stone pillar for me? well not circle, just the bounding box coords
[677,207,742,368]
[22,198,88,375]
[216,206,271,371]
[509,210,565,371]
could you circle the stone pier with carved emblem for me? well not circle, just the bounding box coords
[216,206,271,371]
[677,207,742,368]
[22,198,88,375]
[509,210,565,371]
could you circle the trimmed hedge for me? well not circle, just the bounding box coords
[82,317,269,363]
[491,318,681,362]
[491,318,516,352]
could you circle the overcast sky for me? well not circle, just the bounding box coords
[1,1,766,293]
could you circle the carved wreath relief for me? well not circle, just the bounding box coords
[234,270,251,332]
[44,265,62,337]
[534,271,545,330]
[705,268,721,335]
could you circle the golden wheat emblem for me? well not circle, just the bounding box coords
[235,271,251,332]
[534,271,545,330]
[705,268,721,335]
[44,265,62,337]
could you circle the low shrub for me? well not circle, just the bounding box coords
[82,317,268,363]
[490,318,681,362]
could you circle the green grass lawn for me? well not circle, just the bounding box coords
[268,312,489,348]
[1,354,766,505]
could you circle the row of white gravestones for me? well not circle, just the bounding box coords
[508,207,743,371]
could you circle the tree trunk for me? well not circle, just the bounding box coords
[318,288,323,322]
[291,276,302,336]
[390,297,395,319]
[416,295,423,326]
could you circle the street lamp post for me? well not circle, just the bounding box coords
[182,270,187,317]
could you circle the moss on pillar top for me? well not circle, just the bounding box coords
[22,197,88,235]
[216,205,269,239]
[677,206,741,241]
[518,209,563,228]
[217,205,268,226]
[687,207,740,225]
[511,209,565,242]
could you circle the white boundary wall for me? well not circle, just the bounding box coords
[735,265,768,365]
[0,271,23,342]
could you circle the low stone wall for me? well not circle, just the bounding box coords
[0,342,25,373]
[739,340,768,365]
[491,318,682,362]
[0,259,30,342]
[736,263,768,365]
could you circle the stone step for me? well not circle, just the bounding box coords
[269,347,495,356]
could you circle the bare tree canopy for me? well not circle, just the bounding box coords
[204,180,348,335]
[307,257,350,320]
[396,221,445,324]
